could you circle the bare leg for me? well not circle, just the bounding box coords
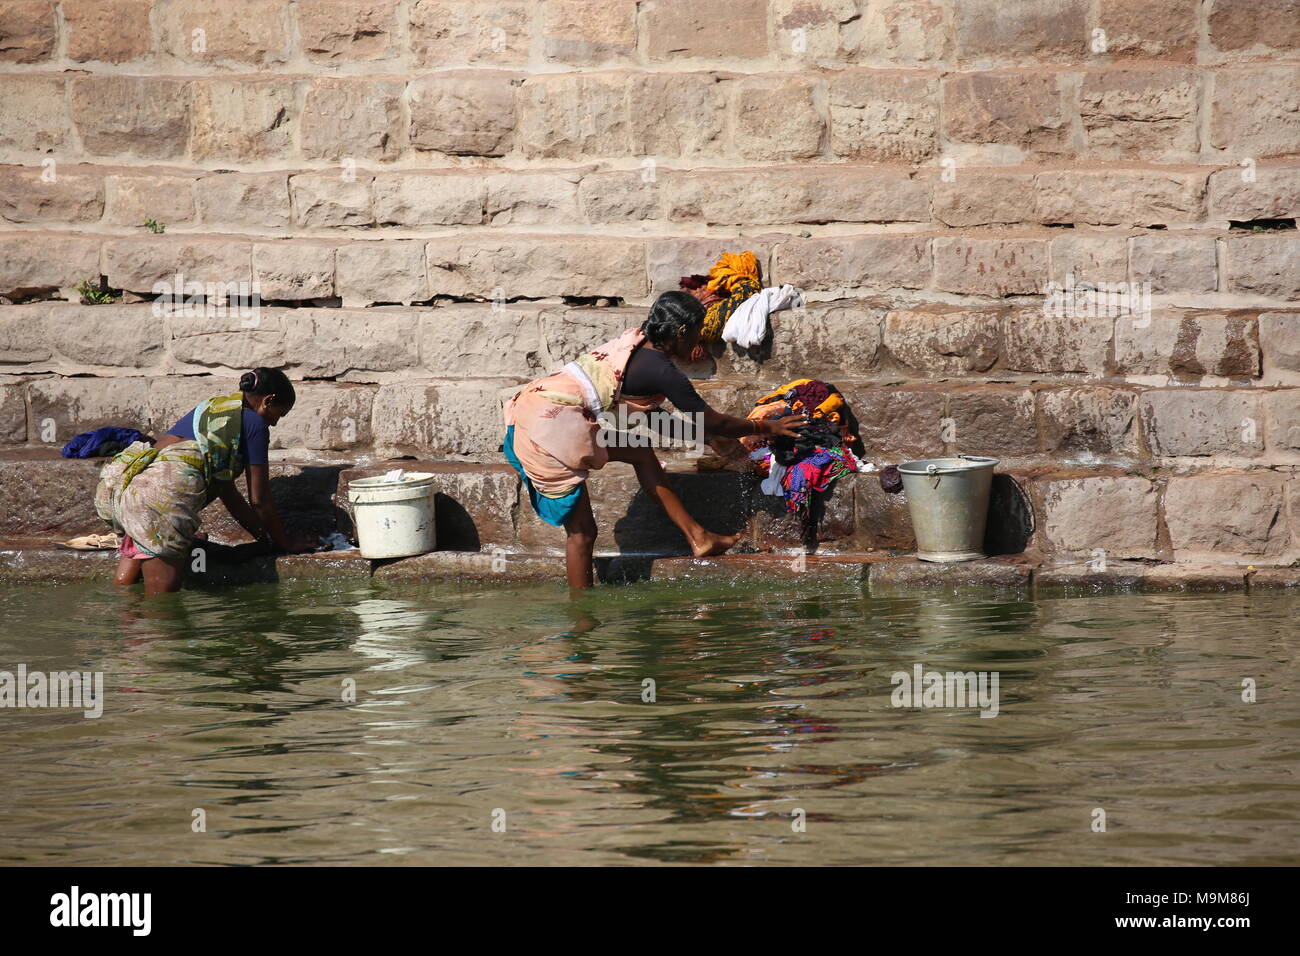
[114,554,142,586]
[607,446,740,557]
[140,556,184,595]
[561,483,597,590]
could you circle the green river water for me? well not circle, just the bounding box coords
[1,579,1297,866]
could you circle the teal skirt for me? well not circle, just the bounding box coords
[503,425,584,527]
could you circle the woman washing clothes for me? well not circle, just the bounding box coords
[95,367,309,595]
[503,291,806,589]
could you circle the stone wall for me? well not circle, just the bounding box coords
[1,1,1298,563]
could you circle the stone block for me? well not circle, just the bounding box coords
[195,173,291,230]
[159,0,291,66]
[1260,312,1300,373]
[646,238,776,297]
[1129,235,1218,294]
[945,386,1038,458]
[1210,65,1300,158]
[732,74,826,161]
[408,0,531,66]
[1094,0,1198,60]
[1223,236,1300,299]
[190,77,300,162]
[932,237,1047,297]
[1114,311,1261,379]
[541,0,637,64]
[841,386,947,460]
[47,304,165,368]
[419,304,546,378]
[1035,475,1158,558]
[1209,165,1300,222]
[773,235,930,293]
[297,0,400,61]
[518,71,631,159]
[1165,472,1288,557]
[284,308,420,379]
[943,71,1070,158]
[168,309,286,371]
[628,72,729,157]
[289,173,374,229]
[104,237,252,295]
[425,236,646,299]
[63,0,154,63]
[933,170,1036,228]
[408,71,521,157]
[336,240,428,307]
[717,299,886,382]
[105,172,197,228]
[373,379,519,457]
[373,172,485,227]
[1078,67,1200,161]
[0,456,104,534]
[884,306,1001,374]
[301,78,405,162]
[252,241,336,301]
[1139,390,1264,457]
[0,1,55,62]
[27,376,151,442]
[270,383,376,452]
[829,71,939,163]
[1038,387,1139,457]
[1034,169,1206,227]
[644,0,768,60]
[0,166,104,224]
[70,76,192,159]
[0,75,68,154]
[952,0,1087,64]
[0,233,101,297]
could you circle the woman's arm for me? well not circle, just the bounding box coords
[702,406,805,440]
[220,465,294,553]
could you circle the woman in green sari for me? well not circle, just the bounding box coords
[95,368,307,595]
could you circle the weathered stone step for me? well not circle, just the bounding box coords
[6,448,1295,565]
[4,541,1298,594]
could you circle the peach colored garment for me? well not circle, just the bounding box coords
[503,328,665,498]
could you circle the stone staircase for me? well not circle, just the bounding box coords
[2,297,1299,569]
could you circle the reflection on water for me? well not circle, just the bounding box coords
[0,579,1297,866]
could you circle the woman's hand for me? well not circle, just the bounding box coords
[764,413,808,439]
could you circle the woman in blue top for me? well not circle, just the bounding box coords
[95,367,307,594]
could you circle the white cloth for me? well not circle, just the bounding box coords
[761,459,788,497]
[722,284,805,348]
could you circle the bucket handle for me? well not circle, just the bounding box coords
[925,463,941,489]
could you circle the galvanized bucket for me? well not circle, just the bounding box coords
[897,456,999,563]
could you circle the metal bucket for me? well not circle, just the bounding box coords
[897,456,999,563]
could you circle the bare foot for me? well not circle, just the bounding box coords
[691,531,741,558]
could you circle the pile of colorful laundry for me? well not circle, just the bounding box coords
[679,251,803,361]
[738,378,862,513]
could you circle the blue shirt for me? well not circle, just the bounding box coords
[167,406,270,467]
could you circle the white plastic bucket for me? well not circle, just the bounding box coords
[897,456,999,563]
[346,472,438,560]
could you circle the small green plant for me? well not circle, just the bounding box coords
[141,218,165,234]
[76,278,116,304]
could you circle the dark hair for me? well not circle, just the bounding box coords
[240,367,295,408]
[641,291,705,347]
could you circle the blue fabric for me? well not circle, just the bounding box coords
[168,405,269,466]
[503,425,583,527]
[60,426,146,459]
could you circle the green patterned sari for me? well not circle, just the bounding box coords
[95,392,248,558]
